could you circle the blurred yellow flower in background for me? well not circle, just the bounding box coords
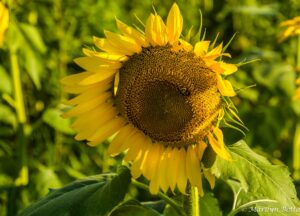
[0,2,9,47]
[278,16,300,42]
[61,3,240,195]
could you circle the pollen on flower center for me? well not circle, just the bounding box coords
[115,45,221,147]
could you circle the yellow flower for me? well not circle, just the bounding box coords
[278,16,300,42]
[61,3,239,195]
[0,2,9,47]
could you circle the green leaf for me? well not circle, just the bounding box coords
[42,108,74,135]
[110,200,160,216]
[200,192,222,216]
[212,140,300,210]
[19,23,47,54]
[0,66,12,94]
[163,204,181,216]
[19,166,131,216]
[0,104,16,127]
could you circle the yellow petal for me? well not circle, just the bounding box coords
[65,84,111,106]
[116,19,149,47]
[177,148,187,194]
[74,106,117,141]
[62,78,112,94]
[216,75,236,97]
[210,61,237,75]
[123,132,147,162]
[166,3,183,44]
[107,124,136,156]
[60,72,94,86]
[104,30,142,54]
[131,154,144,179]
[145,14,167,46]
[221,62,238,75]
[157,149,169,193]
[71,103,114,130]
[117,129,143,153]
[207,127,232,160]
[296,77,300,85]
[167,148,181,192]
[149,144,164,194]
[205,43,223,60]
[194,41,210,56]
[87,117,126,146]
[203,169,215,189]
[82,48,128,61]
[74,56,122,72]
[131,141,151,178]
[62,92,112,118]
[196,141,207,160]
[141,143,162,180]
[78,70,117,85]
[93,37,132,55]
[186,145,204,196]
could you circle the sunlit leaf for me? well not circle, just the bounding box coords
[212,140,300,209]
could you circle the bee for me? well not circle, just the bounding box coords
[179,87,190,96]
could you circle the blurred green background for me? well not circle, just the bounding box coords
[1,0,300,215]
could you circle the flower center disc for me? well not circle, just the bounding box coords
[116,45,221,147]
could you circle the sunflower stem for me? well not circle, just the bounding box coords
[131,179,186,216]
[10,49,28,186]
[190,186,200,216]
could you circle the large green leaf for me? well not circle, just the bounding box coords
[212,140,300,212]
[110,200,160,216]
[19,166,131,216]
[200,192,222,216]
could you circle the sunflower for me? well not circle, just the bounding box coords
[61,3,240,195]
[0,1,9,47]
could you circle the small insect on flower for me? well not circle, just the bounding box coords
[0,2,9,47]
[61,3,242,195]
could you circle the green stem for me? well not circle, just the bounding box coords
[228,199,277,216]
[131,179,186,216]
[297,34,300,70]
[190,186,200,216]
[10,50,28,186]
[293,121,300,180]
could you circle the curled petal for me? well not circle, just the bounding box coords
[194,41,210,56]
[216,75,236,97]
[116,19,149,47]
[207,127,232,160]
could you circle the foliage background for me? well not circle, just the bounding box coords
[1,0,300,215]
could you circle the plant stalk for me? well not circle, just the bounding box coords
[190,186,200,216]
[294,35,300,180]
[293,121,300,180]
[10,50,28,186]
